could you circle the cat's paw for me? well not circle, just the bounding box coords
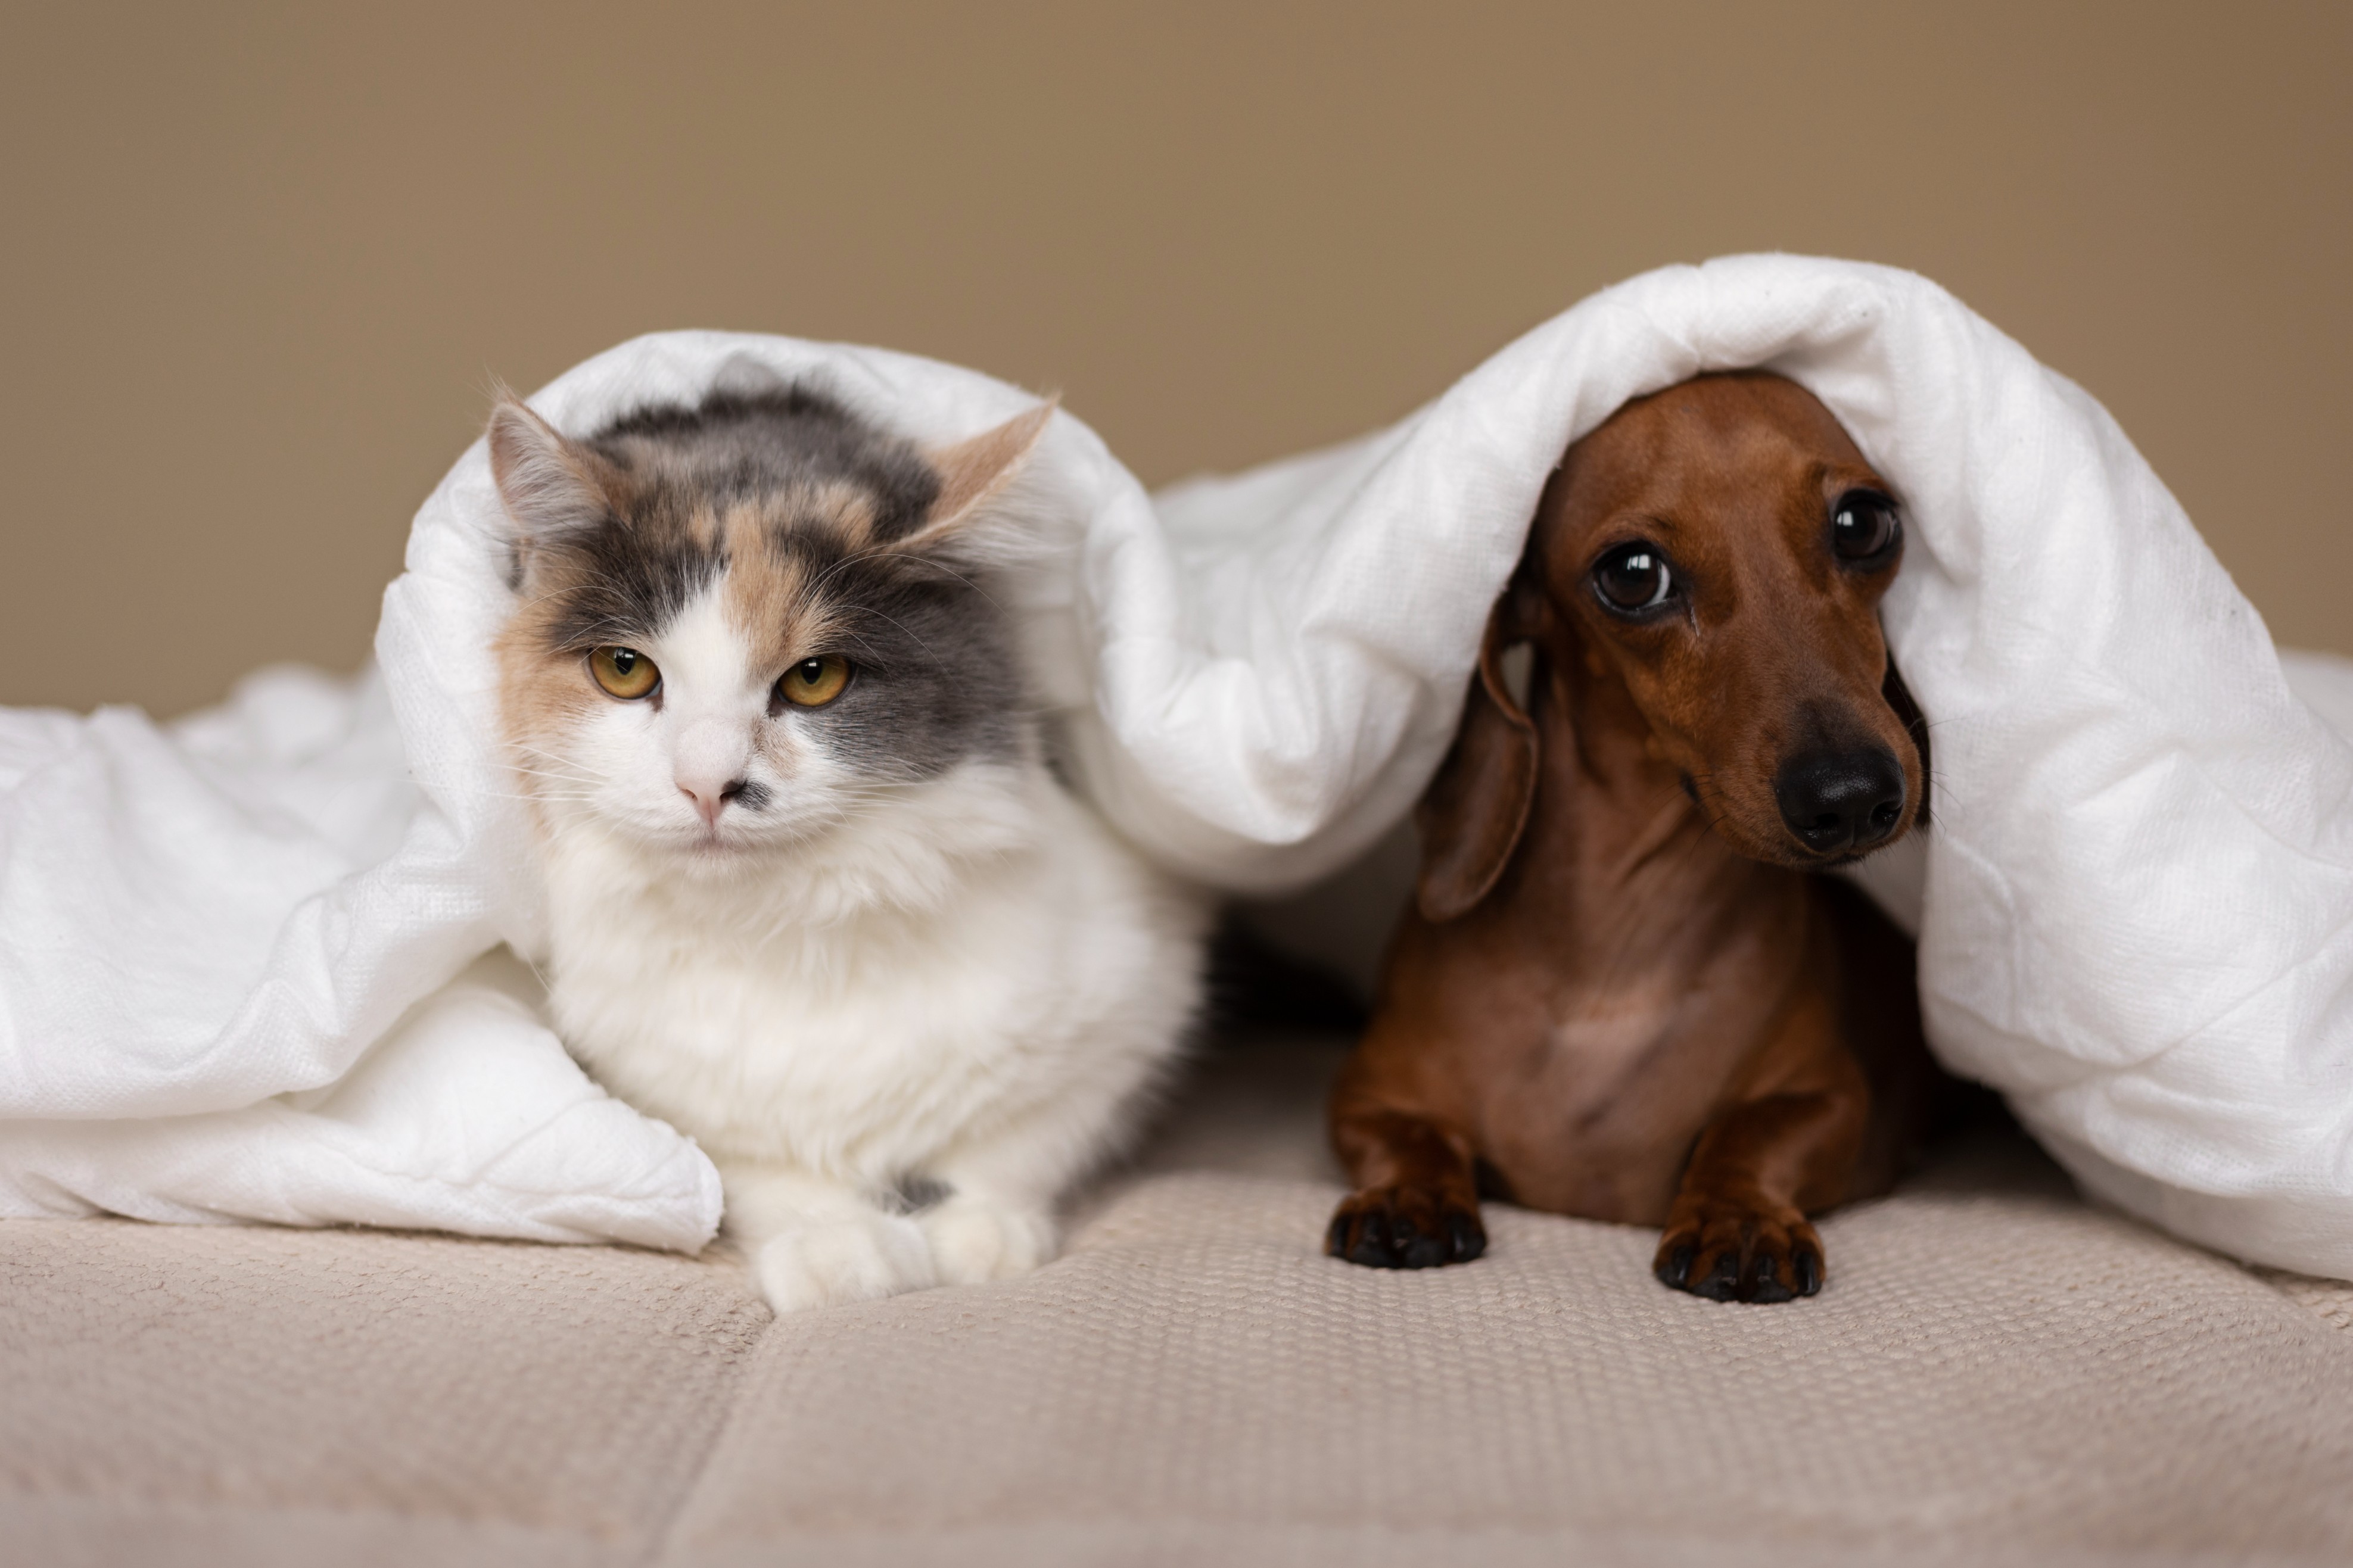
[919,1196,1056,1286]
[752,1211,938,1315]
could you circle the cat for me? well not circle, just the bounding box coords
[486,381,1207,1314]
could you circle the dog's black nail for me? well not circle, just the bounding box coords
[1657,1244,1695,1287]
[1748,1252,1794,1304]
[1402,1230,1448,1269]
[1326,1212,1352,1257]
[1793,1249,1822,1296]
[1446,1211,1484,1262]
[1692,1251,1742,1301]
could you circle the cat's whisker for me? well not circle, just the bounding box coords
[480,382,1199,1317]
[860,548,1008,613]
[833,605,942,667]
[802,541,917,594]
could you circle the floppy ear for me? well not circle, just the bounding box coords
[486,395,618,556]
[1414,598,1542,923]
[900,399,1058,551]
[1881,647,1931,830]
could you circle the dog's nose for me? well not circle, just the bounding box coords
[1773,747,1907,856]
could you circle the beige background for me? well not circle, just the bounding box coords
[4,2,2346,717]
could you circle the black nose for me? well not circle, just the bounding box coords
[1773,747,1907,856]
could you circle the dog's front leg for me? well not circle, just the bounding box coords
[1326,1098,1487,1270]
[1651,1056,1868,1304]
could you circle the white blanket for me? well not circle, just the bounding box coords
[4,255,2349,1277]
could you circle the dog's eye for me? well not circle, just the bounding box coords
[1832,490,1901,563]
[1593,543,1675,614]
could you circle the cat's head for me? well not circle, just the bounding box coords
[488,384,1052,864]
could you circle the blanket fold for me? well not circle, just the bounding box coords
[4,256,2348,1276]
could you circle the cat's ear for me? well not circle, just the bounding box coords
[902,400,1057,552]
[487,394,618,554]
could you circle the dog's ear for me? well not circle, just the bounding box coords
[1881,648,1931,830]
[1414,597,1541,922]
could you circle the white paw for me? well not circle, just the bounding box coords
[752,1210,937,1315]
[920,1196,1056,1286]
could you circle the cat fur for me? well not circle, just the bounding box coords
[486,384,1206,1313]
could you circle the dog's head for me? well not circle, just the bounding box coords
[1418,372,1926,920]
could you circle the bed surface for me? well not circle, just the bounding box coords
[6,1032,2349,1567]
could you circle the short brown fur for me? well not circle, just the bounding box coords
[1326,372,1949,1304]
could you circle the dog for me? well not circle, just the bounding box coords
[1324,370,1951,1304]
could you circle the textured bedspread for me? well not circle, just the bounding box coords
[6,1034,2349,1567]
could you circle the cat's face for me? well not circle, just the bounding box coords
[490,388,1050,865]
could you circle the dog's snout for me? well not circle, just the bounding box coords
[1773,747,1906,856]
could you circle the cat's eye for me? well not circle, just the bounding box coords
[777,654,851,708]
[589,646,660,700]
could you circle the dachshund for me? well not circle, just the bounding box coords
[1324,370,1952,1304]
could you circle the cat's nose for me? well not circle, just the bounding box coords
[674,721,753,829]
[678,777,748,828]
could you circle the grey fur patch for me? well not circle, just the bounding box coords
[883,1173,953,1214]
[763,526,1022,780]
[525,385,1022,785]
[593,386,940,540]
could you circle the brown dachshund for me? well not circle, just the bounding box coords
[1325,371,1947,1303]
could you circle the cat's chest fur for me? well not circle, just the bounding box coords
[537,760,1201,1183]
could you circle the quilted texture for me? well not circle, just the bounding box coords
[5,1034,2350,1566]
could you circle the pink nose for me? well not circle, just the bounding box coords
[679,778,746,828]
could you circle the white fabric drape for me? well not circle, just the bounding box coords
[4,256,2348,1276]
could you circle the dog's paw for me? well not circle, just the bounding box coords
[1326,1186,1485,1270]
[920,1196,1055,1286]
[752,1209,937,1315]
[1652,1196,1823,1304]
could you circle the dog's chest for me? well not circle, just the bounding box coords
[1477,1018,1736,1221]
[1471,917,1804,1222]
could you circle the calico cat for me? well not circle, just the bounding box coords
[487,383,1206,1313]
